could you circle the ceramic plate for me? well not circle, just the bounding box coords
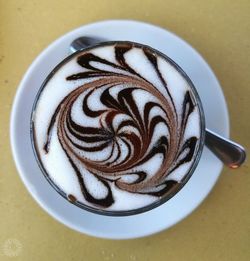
[10,20,229,239]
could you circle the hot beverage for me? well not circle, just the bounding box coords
[32,42,203,214]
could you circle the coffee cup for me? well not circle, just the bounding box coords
[30,41,207,216]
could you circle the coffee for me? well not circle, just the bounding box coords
[32,42,203,213]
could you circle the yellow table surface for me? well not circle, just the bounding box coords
[0,0,249,260]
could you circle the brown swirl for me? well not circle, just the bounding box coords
[41,42,199,208]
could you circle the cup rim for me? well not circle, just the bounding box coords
[30,40,206,217]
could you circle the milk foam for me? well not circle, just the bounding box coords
[33,43,201,212]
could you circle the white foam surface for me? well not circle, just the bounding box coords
[34,44,201,211]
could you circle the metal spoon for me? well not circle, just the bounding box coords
[69,36,106,53]
[69,36,246,168]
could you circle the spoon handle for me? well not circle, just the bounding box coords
[205,129,246,168]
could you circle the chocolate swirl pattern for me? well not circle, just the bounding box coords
[33,42,201,211]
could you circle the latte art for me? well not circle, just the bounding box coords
[33,42,202,212]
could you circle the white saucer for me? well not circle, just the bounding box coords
[10,20,229,239]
